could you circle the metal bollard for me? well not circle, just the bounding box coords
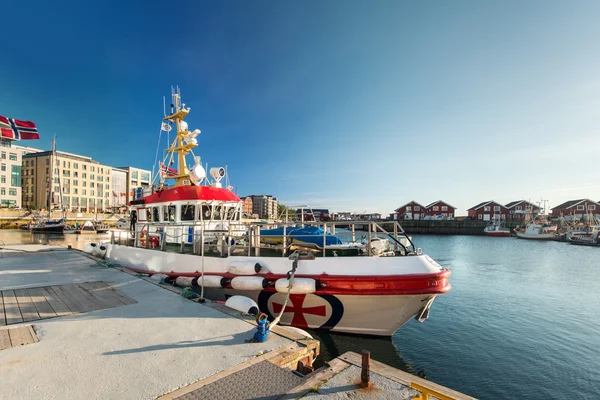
[361,350,371,388]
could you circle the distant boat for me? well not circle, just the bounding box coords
[78,221,96,234]
[30,218,66,233]
[566,226,600,247]
[483,216,511,237]
[63,225,77,234]
[514,222,557,240]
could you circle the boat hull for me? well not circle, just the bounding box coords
[104,244,450,336]
[515,232,555,240]
[207,288,435,336]
[30,225,65,233]
[484,231,511,237]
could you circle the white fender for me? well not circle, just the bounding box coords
[228,260,268,275]
[149,274,169,283]
[275,278,317,294]
[196,275,227,288]
[94,244,108,259]
[83,243,96,254]
[225,296,259,315]
[231,276,267,291]
[175,277,196,287]
[281,326,313,339]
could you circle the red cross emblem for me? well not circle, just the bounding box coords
[272,294,327,328]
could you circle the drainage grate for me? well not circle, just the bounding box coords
[176,361,305,400]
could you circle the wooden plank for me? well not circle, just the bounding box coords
[39,287,72,317]
[280,358,351,399]
[26,288,58,319]
[0,292,5,326]
[54,284,96,313]
[69,284,107,311]
[13,289,40,322]
[28,325,39,343]
[49,286,86,313]
[8,326,34,347]
[1,291,23,325]
[78,282,123,308]
[87,281,137,305]
[0,329,11,350]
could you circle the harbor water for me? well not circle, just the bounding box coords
[2,231,598,399]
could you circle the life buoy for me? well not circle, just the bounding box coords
[139,229,159,248]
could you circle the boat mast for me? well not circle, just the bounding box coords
[163,87,198,187]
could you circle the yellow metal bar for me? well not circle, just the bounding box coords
[411,382,458,400]
[166,143,197,153]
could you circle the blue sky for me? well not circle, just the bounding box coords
[1,1,599,215]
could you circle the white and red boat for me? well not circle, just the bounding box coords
[91,89,451,336]
[483,216,511,237]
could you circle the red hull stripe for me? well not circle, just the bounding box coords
[123,265,451,296]
[134,185,240,205]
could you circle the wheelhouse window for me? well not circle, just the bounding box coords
[201,205,212,220]
[152,207,160,222]
[213,205,223,220]
[181,205,195,221]
[146,207,154,221]
[163,205,176,222]
[226,207,235,220]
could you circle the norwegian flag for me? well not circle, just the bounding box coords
[0,115,40,140]
[160,162,177,177]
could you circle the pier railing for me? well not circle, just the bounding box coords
[110,220,418,258]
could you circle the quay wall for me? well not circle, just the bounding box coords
[380,219,521,235]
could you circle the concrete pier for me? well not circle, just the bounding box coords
[0,245,312,399]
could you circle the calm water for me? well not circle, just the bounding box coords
[2,231,598,399]
[310,235,600,399]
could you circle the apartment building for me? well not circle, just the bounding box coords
[116,166,152,203]
[0,140,43,208]
[110,168,128,208]
[22,151,114,211]
[248,194,278,220]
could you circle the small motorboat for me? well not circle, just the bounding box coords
[93,221,110,233]
[78,221,97,234]
[30,218,66,233]
[566,227,600,247]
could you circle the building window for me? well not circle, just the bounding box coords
[74,171,78,177]
[91,166,95,172]
[0,176,4,184]
[82,165,87,170]
[91,190,95,196]
[406,206,411,212]
[24,160,28,167]
[478,214,483,219]
[589,205,596,211]
[441,206,448,211]
[82,181,86,187]
[73,163,78,169]
[0,188,4,195]
[484,206,490,211]
[91,182,95,188]
[0,164,5,172]
[433,206,439,211]
[97,175,103,181]
[73,180,78,186]
[9,153,17,161]
[82,189,86,195]
[132,171,139,180]
[141,172,150,181]
[414,206,420,211]
[8,188,16,196]
[90,174,95,180]
[181,205,195,221]
[1,152,5,160]
[577,205,585,211]
[11,165,21,187]
[74,189,78,195]
[82,173,87,179]
[516,206,522,211]
[494,206,500,211]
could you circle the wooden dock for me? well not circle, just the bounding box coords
[0,282,136,326]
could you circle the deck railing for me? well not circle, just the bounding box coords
[110,220,417,258]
